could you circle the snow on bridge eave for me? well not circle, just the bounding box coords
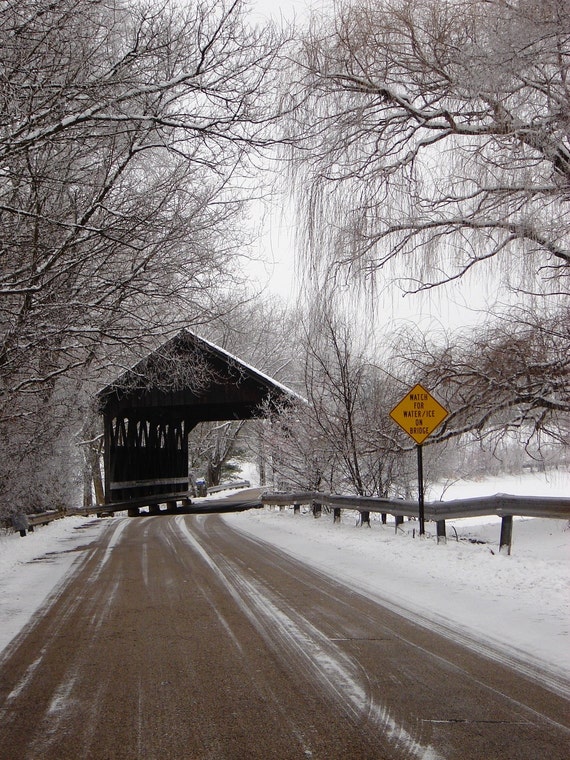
[96,328,305,409]
[191,330,306,405]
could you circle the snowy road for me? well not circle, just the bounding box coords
[0,513,568,760]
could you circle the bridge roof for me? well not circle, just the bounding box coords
[98,329,299,423]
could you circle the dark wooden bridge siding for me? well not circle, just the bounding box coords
[99,330,294,505]
[106,417,189,501]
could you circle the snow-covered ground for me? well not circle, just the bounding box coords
[0,471,568,696]
[0,517,106,656]
[225,470,570,692]
[425,467,569,501]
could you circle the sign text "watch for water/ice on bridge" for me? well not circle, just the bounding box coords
[389,383,449,445]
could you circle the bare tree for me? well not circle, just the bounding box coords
[188,420,246,487]
[283,0,569,451]
[264,307,408,497]
[302,309,369,494]
[0,0,284,515]
[257,397,340,491]
[289,0,569,296]
[1,0,282,392]
[394,305,570,450]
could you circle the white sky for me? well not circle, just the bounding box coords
[248,0,322,23]
[241,0,511,337]
[241,0,314,305]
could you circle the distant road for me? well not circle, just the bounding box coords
[0,514,568,759]
[191,486,265,512]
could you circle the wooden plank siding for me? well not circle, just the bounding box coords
[98,330,297,505]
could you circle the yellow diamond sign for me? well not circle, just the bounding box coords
[390,383,449,445]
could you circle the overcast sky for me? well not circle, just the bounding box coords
[249,0,319,23]
[241,0,501,336]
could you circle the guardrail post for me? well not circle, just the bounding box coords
[416,444,426,536]
[360,510,370,527]
[293,503,300,515]
[11,513,29,537]
[395,515,404,534]
[128,507,140,517]
[381,513,387,524]
[312,501,322,518]
[436,520,447,544]
[333,507,341,524]
[499,515,513,555]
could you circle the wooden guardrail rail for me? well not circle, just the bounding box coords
[261,491,570,554]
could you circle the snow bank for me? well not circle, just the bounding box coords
[0,517,106,656]
[426,468,569,500]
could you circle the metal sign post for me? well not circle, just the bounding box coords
[416,443,425,535]
[389,383,449,536]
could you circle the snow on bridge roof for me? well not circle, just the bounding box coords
[98,328,302,420]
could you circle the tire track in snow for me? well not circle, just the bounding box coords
[164,519,318,759]
[176,515,443,760]
[0,518,130,756]
[89,517,129,581]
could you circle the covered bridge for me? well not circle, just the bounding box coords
[98,329,296,506]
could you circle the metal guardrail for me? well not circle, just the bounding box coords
[261,490,570,554]
[8,487,567,552]
[7,510,63,536]
[425,494,570,521]
[208,480,251,494]
[261,491,570,520]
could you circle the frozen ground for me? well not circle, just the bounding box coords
[0,471,568,694]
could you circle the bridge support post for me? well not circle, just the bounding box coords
[360,510,370,527]
[333,507,341,524]
[128,508,140,517]
[167,500,177,513]
[149,503,161,515]
[293,503,300,515]
[499,515,513,555]
[395,515,404,533]
[436,520,447,544]
[312,501,322,518]
[381,513,387,524]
